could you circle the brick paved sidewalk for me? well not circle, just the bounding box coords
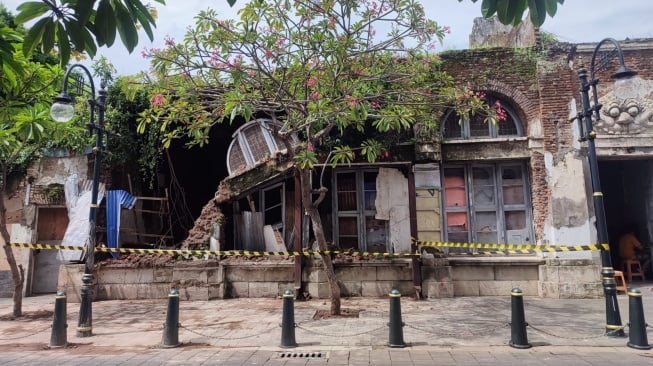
[1,286,652,364]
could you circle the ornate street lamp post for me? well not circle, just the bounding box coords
[51,64,107,338]
[575,38,637,337]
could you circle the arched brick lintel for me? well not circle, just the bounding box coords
[475,79,537,132]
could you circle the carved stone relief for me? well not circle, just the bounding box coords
[594,78,653,135]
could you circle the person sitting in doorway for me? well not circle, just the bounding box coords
[617,226,651,279]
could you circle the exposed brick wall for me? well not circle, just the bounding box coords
[529,152,548,240]
[440,47,541,128]
[440,47,546,241]
[438,40,653,243]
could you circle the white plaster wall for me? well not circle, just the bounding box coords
[543,150,595,257]
[646,161,653,245]
[4,224,34,295]
[33,155,88,185]
[375,168,411,253]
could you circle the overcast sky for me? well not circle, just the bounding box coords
[4,0,653,76]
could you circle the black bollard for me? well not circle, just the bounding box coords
[162,289,180,348]
[49,290,67,348]
[388,288,406,348]
[77,273,93,337]
[602,267,625,337]
[627,288,651,350]
[280,289,297,348]
[509,288,531,349]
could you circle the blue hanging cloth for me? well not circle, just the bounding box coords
[106,190,137,258]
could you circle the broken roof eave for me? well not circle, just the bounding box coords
[217,158,295,204]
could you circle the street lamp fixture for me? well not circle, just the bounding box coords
[575,38,637,338]
[51,64,107,338]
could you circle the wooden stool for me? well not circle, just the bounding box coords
[624,259,645,282]
[614,270,627,294]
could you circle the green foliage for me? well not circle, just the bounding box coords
[0,27,24,75]
[12,0,165,67]
[460,0,564,26]
[104,76,164,190]
[294,146,318,170]
[0,48,86,183]
[360,139,384,163]
[330,146,355,167]
[140,0,495,172]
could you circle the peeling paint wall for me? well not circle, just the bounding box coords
[415,189,441,242]
[413,164,442,242]
[31,156,89,186]
[1,155,89,297]
[543,149,595,257]
[375,168,411,253]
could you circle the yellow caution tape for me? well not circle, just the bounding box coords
[415,240,609,252]
[6,240,609,257]
[5,242,418,257]
[8,243,85,251]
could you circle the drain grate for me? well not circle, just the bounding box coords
[276,351,328,359]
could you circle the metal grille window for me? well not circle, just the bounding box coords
[333,170,388,251]
[442,163,533,250]
[442,97,522,139]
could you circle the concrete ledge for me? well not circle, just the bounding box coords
[423,280,454,298]
[539,282,603,299]
[340,281,363,296]
[451,266,494,280]
[479,280,537,296]
[453,280,480,296]
[421,266,452,281]
[306,282,331,298]
[362,281,414,297]
[448,257,544,296]
[449,256,545,266]
[249,282,281,298]
[53,256,601,300]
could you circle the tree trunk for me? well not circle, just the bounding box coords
[0,186,24,317]
[298,168,341,315]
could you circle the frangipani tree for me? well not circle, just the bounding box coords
[141,0,499,314]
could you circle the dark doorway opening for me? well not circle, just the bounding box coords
[165,122,240,241]
[600,159,653,277]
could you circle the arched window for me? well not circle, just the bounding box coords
[441,97,523,140]
[226,119,293,175]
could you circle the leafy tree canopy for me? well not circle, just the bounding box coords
[13,0,166,67]
[139,0,504,314]
[140,0,497,164]
[459,0,564,27]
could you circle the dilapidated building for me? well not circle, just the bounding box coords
[5,19,653,301]
[175,23,653,299]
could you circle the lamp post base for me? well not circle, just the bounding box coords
[602,267,625,338]
[77,273,93,338]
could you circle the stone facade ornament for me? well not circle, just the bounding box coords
[594,78,653,135]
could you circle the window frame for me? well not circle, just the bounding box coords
[332,169,389,252]
[233,182,286,248]
[441,97,524,140]
[441,162,533,247]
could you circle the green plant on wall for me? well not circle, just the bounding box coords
[43,183,64,204]
[103,76,164,191]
